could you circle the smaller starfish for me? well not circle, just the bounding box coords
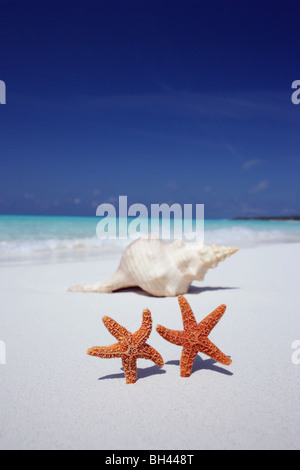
[87,309,164,384]
[156,296,232,377]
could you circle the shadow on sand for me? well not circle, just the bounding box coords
[98,355,232,381]
[110,285,239,297]
[166,355,233,377]
[98,364,166,382]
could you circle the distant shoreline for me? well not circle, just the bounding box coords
[233,216,300,221]
[1,213,300,223]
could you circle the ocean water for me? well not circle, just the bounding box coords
[0,214,300,264]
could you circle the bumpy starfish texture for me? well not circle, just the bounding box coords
[87,309,164,384]
[156,296,232,377]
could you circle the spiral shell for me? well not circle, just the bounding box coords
[69,238,238,297]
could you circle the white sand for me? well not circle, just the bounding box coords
[0,243,300,450]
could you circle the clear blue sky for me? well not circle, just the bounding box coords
[0,0,299,218]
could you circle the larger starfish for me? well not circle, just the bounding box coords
[87,309,164,384]
[156,296,232,377]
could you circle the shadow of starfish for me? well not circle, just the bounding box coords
[166,355,233,376]
[98,364,166,381]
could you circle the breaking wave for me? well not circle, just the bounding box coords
[0,222,300,264]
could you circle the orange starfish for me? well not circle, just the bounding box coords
[87,309,164,384]
[156,296,232,377]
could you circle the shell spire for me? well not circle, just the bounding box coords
[211,245,239,262]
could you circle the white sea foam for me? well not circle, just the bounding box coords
[205,226,300,246]
[0,225,300,264]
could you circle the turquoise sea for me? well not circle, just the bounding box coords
[0,214,300,264]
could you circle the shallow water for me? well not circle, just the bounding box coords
[0,214,299,264]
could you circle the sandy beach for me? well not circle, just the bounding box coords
[1,0,300,454]
[1,242,299,450]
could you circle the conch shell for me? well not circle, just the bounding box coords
[69,238,238,297]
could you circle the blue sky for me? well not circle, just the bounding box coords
[0,0,299,218]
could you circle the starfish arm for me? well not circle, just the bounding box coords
[198,337,232,366]
[87,343,122,358]
[180,346,198,377]
[132,309,152,345]
[198,304,227,336]
[102,316,131,344]
[121,355,138,384]
[139,343,164,367]
[156,325,186,346]
[178,296,198,332]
